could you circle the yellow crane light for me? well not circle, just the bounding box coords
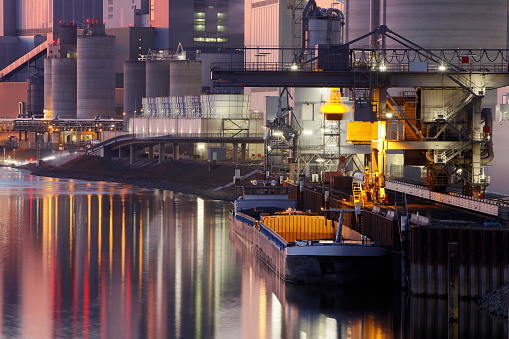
[320,88,350,120]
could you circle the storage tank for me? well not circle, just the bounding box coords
[52,57,77,118]
[146,59,171,98]
[124,60,146,117]
[30,75,44,115]
[345,0,508,49]
[307,9,343,47]
[344,0,370,47]
[27,76,44,115]
[44,58,52,113]
[77,25,115,119]
[383,0,507,49]
[59,23,78,45]
[169,60,202,97]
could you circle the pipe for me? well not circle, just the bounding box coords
[326,8,345,44]
[300,0,318,59]
[481,108,494,164]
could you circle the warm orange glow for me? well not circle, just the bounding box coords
[320,88,350,120]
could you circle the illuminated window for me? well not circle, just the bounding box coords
[217,25,227,32]
[150,0,155,21]
[194,25,205,31]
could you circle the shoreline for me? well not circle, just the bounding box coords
[21,154,262,201]
[18,154,509,319]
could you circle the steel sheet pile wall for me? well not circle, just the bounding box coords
[410,226,509,297]
[301,188,324,213]
[362,210,400,250]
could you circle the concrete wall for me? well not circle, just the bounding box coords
[0,82,27,118]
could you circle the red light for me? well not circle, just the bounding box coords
[86,18,90,23]
[59,20,62,24]
[29,158,33,162]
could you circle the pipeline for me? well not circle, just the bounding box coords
[481,108,494,164]
[299,0,319,60]
[326,8,345,44]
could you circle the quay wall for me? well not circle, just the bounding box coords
[295,183,508,297]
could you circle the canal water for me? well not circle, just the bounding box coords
[0,167,505,338]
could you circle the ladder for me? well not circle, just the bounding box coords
[352,181,363,207]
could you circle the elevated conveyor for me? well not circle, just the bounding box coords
[0,41,49,81]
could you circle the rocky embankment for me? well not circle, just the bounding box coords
[22,154,262,201]
[478,284,508,318]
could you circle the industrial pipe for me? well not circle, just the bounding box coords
[481,108,494,164]
[326,8,345,44]
[299,0,319,59]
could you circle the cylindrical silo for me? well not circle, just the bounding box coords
[383,0,507,49]
[26,78,33,114]
[77,32,116,119]
[345,0,508,50]
[146,59,171,98]
[59,24,78,45]
[44,57,53,113]
[307,10,343,47]
[30,75,44,115]
[52,57,77,118]
[344,0,371,47]
[169,60,202,97]
[124,60,146,117]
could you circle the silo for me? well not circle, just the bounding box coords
[30,75,44,115]
[77,29,115,119]
[59,24,78,45]
[26,78,33,114]
[344,0,370,47]
[146,59,171,98]
[169,60,202,97]
[383,0,507,49]
[52,57,77,118]
[124,60,146,117]
[307,9,343,47]
[345,0,508,50]
[44,58,53,113]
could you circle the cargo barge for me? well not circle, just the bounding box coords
[230,185,392,285]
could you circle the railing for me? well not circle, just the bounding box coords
[129,132,264,139]
[212,47,509,74]
[385,180,503,218]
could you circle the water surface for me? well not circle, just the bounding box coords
[0,167,505,338]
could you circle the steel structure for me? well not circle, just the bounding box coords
[212,25,509,198]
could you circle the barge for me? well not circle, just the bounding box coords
[230,185,392,285]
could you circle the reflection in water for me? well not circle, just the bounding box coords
[0,167,505,338]
[229,220,508,339]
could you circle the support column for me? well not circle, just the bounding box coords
[173,143,179,160]
[118,146,122,158]
[241,143,246,162]
[130,144,136,164]
[148,145,154,159]
[158,142,164,164]
[232,142,238,161]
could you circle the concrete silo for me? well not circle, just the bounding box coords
[383,0,507,49]
[77,22,116,119]
[169,60,202,97]
[43,58,52,113]
[344,0,508,49]
[27,75,44,115]
[145,59,171,98]
[124,60,146,117]
[52,56,77,118]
